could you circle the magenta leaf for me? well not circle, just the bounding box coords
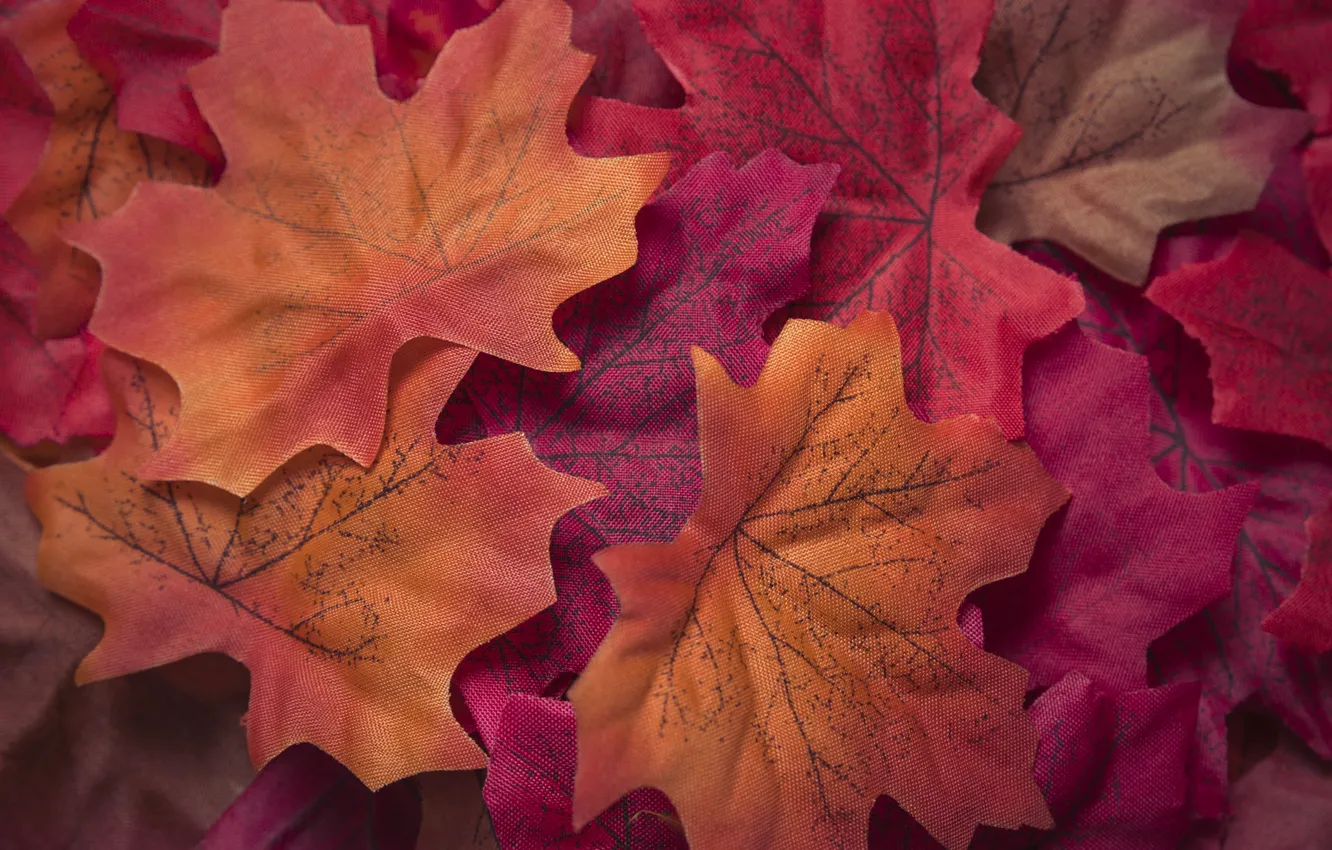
[484,695,685,849]
[198,744,420,850]
[979,324,1256,691]
[1030,240,1332,818]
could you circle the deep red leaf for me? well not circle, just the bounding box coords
[979,324,1256,692]
[1265,502,1332,652]
[1147,232,1331,451]
[483,695,685,850]
[1031,240,1332,818]
[870,673,1201,849]
[198,744,420,850]
[0,222,111,446]
[446,150,837,744]
[569,0,1083,437]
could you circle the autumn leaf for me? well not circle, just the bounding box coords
[0,461,254,850]
[0,222,112,447]
[1234,0,1332,135]
[1,0,208,339]
[198,744,421,850]
[0,15,49,214]
[1264,503,1332,653]
[870,673,1201,849]
[978,325,1256,691]
[1038,240,1332,818]
[66,0,437,164]
[1147,232,1332,451]
[72,0,667,498]
[975,0,1310,285]
[483,695,685,850]
[569,312,1068,850]
[390,0,683,108]
[26,340,603,788]
[1213,725,1332,850]
[569,0,1084,438]
[447,151,837,743]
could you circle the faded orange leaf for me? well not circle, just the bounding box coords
[1,0,207,339]
[26,340,603,788]
[73,0,667,497]
[976,0,1310,284]
[569,313,1068,850]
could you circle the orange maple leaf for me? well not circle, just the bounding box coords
[2,0,208,339]
[71,0,667,498]
[568,313,1068,850]
[26,340,603,788]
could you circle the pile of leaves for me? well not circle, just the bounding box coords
[1,0,1330,847]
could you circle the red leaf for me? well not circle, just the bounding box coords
[448,150,837,743]
[1038,240,1332,818]
[979,324,1256,692]
[1148,232,1332,451]
[199,744,420,850]
[569,0,1084,437]
[871,673,1200,849]
[66,0,408,163]
[1234,0,1332,134]
[389,0,684,107]
[483,695,685,850]
[0,17,50,214]
[1265,503,1332,652]
[0,222,111,446]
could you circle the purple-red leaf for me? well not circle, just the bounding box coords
[198,744,420,850]
[483,695,685,850]
[979,325,1256,691]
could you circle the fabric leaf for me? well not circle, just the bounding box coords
[1264,502,1332,653]
[1039,240,1332,817]
[449,150,838,744]
[569,0,1084,438]
[0,459,255,850]
[484,695,685,850]
[198,744,421,850]
[0,222,112,446]
[66,0,418,163]
[1147,231,1332,451]
[389,0,683,108]
[870,673,1200,849]
[1213,726,1332,850]
[570,312,1068,850]
[979,325,1256,691]
[0,13,50,215]
[1,0,209,339]
[26,340,602,789]
[975,0,1310,285]
[73,0,667,497]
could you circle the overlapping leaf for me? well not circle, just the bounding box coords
[449,150,837,742]
[484,695,685,850]
[1265,503,1332,653]
[1,0,208,339]
[67,0,413,161]
[1148,232,1332,451]
[198,744,421,850]
[74,0,667,496]
[570,313,1067,850]
[390,0,683,107]
[570,0,1084,437]
[979,326,1255,691]
[870,673,1200,849]
[27,341,602,788]
[0,454,254,850]
[1035,240,1332,817]
[976,0,1309,284]
[0,222,111,446]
